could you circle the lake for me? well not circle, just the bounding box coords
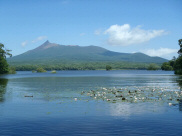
[0,70,182,136]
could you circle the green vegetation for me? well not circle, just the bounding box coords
[7,41,167,68]
[82,86,182,104]
[51,70,57,74]
[174,57,182,74]
[161,62,173,71]
[0,43,13,74]
[174,39,182,75]
[161,39,182,75]
[161,57,176,71]
[178,39,182,55]
[8,61,162,71]
[106,65,112,71]
[0,56,9,74]
[8,67,16,74]
[36,67,47,73]
[147,63,159,70]
[6,41,168,71]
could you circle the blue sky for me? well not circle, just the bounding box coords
[0,0,181,59]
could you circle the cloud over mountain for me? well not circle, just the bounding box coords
[141,48,178,59]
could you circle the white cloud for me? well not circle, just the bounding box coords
[32,36,47,43]
[141,48,178,58]
[21,41,28,47]
[104,24,167,46]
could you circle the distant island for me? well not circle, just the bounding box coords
[7,40,168,71]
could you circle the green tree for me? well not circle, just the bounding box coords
[36,67,47,73]
[161,62,173,71]
[174,39,182,75]
[178,39,182,55]
[106,65,112,71]
[147,63,159,70]
[161,57,176,71]
[174,56,182,75]
[0,43,12,74]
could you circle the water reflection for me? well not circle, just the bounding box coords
[175,76,182,111]
[176,76,182,89]
[0,78,8,102]
[179,100,182,111]
[109,102,166,118]
[6,76,114,102]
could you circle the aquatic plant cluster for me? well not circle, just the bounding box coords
[81,86,182,105]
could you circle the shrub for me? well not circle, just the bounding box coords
[106,65,112,71]
[51,70,56,74]
[147,63,159,70]
[161,62,173,71]
[36,67,47,73]
[8,67,16,74]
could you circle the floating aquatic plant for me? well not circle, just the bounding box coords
[81,86,182,105]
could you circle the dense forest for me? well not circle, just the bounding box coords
[9,61,160,71]
[174,39,182,74]
[161,39,182,74]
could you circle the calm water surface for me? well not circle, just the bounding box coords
[0,70,182,136]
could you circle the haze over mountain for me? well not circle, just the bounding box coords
[8,40,167,66]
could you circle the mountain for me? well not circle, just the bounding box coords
[8,40,168,70]
[8,40,167,64]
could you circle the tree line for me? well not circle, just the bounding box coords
[10,62,150,71]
